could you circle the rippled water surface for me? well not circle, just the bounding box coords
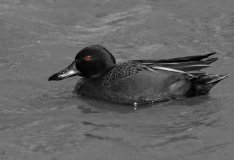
[1,0,234,160]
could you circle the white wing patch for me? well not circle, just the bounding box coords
[151,66,196,78]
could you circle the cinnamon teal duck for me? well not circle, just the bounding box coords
[48,45,228,105]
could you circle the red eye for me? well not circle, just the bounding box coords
[85,56,91,61]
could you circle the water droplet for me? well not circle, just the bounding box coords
[133,102,137,110]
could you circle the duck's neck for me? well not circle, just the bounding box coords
[89,63,115,78]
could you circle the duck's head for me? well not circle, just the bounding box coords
[48,45,116,81]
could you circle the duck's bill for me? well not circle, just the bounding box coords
[48,61,80,81]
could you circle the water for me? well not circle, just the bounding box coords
[0,0,234,160]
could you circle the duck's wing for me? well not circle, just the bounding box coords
[130,52,218,76]
[155,52,216,62]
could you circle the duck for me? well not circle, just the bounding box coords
[48,45,228,105]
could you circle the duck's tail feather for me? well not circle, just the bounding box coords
[187,74,228,97]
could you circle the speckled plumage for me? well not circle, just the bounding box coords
[100,62,148,85]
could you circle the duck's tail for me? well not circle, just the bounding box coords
[187,74,228,97]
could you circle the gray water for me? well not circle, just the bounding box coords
[1,0,234,160]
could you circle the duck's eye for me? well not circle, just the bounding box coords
[85,56,91,61]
